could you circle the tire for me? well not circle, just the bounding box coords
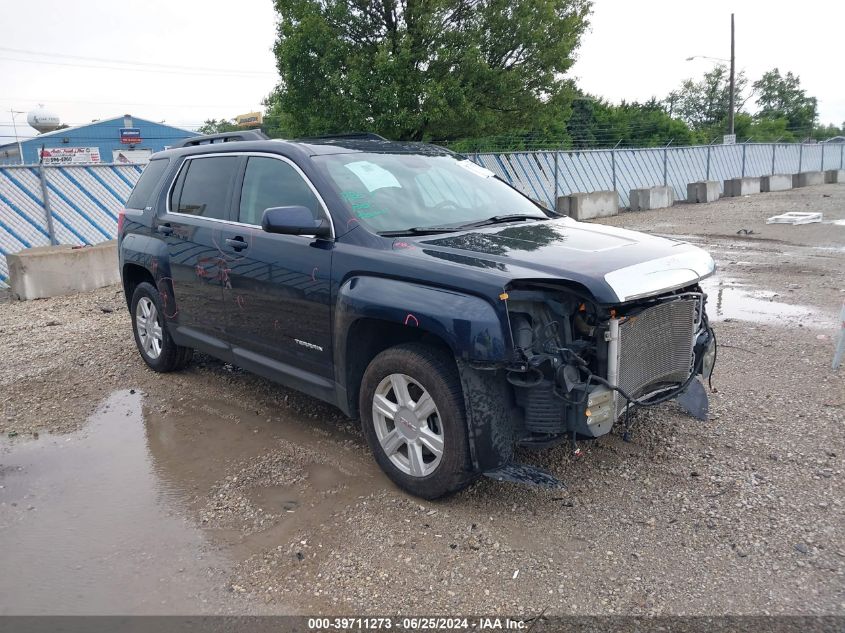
[360,342,474,499]
[130,281,193,372]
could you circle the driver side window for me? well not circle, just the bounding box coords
[238,156,321,226]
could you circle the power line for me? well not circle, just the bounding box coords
[0,55,276,79]
[3,96,264,109]
[0,46,276,76]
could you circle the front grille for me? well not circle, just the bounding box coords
[615,298,698,418]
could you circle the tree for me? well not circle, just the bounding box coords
[753,69,817,135]
[197,118,240,134]
[265,0,592,141]
[665,65,748,134]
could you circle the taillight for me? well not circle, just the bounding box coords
[117,209,126,236]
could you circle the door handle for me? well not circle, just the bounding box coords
[225,237,248,251]
[156,224,173,236]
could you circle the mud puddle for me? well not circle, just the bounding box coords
[701,278,828,326]
[0,390,232,614]
[0,388,384,614]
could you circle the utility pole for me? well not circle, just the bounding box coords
[10,109,25,164]
[728,13,735,136]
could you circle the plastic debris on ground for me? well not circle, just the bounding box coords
[765,212,823,225]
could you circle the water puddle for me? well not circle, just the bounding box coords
[0,388,381,615]
[701,278,826,327]
[0,390,230,614]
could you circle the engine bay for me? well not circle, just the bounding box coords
[504,282,716,446]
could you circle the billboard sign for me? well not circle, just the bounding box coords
[120,127,142,144]
[235,111,263,127]
[40,147,101,165]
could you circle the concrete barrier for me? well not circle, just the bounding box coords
[724,177,761,197]
[7,241,119,300]
[556,190,619,221]
[761,174,793,192]
[686,181,720,203]
[629,186,674,211]
[824,169,845,184]
[793,171,824,188]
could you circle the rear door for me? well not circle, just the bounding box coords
[160,154,242,356]
[222,154,335,399]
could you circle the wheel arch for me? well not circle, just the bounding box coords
[333,275,510,417]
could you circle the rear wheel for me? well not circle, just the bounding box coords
[130,281,193,372]
[360,343,473,499]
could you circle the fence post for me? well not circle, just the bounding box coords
[662,141,671,187]
[706,144,711,181]
[612,140,620,195]
[553,151,559,206]
[741,143,747,178]
[36,163,57,246]
[798,143,804,173]
[771,144,776,175]
[821,142,825,171]
[841,144,844,169]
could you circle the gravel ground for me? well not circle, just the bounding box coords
[1,184,843,616]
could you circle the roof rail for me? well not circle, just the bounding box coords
[172,130,269,148]
[295,132,387,142]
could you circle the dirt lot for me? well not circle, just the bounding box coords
[1,184,843,616]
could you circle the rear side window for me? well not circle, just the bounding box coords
[125,159,169,210]
[170,156,239,220]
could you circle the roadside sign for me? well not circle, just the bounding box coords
[40,147,101,165]
[120,128,142,144]
[723,134,736,145]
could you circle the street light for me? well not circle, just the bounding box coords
[685,55,730,63]
[9,109,26,164]
[684,13,736,136]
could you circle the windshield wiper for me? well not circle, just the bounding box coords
[378,226,464,237]
[377,214,549,237]
[453,214,550,229]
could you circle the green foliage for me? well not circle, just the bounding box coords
[752,68,817,135]
[665,65,748,132]
[265,0,591,141]
[812,122,844,142]
[438,93,696,151]
[197,119,240,134]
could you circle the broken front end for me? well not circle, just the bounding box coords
[503,283,717,447]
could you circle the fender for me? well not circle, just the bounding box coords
[334,275,516,472]
[119,232,173,286]
[334,275,510,364]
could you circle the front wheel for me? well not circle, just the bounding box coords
[359,343,473,499]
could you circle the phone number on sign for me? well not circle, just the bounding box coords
[307,617,473,630]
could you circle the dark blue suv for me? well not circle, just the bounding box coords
[119,131,717,498]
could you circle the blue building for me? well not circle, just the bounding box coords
[0,114,196,165]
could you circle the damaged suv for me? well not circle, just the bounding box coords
[119,132,716,499]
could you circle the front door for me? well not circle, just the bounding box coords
[160,154,241,356]
[223,155,334,397]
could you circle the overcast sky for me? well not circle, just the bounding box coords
[1,0,842,144]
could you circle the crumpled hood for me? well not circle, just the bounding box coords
[414,217,716,304]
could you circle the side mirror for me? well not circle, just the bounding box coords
[261,206,331,238]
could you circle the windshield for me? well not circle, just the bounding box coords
[312,152,547,234]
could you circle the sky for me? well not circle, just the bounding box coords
[1,0,842,144]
